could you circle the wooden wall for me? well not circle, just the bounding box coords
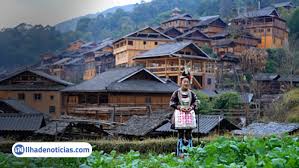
[0,91,62,118]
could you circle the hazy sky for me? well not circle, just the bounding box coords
[0,0,147,28]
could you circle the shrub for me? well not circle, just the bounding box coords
[194,90,213,114]
[213,92,242,109]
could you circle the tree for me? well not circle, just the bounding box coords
[240,48,268,74]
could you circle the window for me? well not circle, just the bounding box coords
[143,41,147,45]
[259,29,264,33]
[49,106,55,113]
[34,93,42,100]
[50,95,54,100]
[99,94,108,104]
[145,97,151,104]
[155,42,158,45]
[267,28,271,32]
[128,41,133,45]
[207,78,212,85]
[18,93,25,100]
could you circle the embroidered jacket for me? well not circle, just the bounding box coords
[169,88,198,111]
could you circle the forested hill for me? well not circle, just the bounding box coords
[1,0,299,69]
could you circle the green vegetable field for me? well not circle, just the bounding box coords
[1,136,299,168]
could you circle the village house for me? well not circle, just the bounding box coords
[212,32,261,56]
[160,8,200,32]
[192,15,227,36]
[253,73,299,96]
[62,66,178,122]
[113,27,174,66]
[231,7,288,48]
[0,69,73,119]
[133,41,216,90]
[83,40,114,80]
[66,40,86,52]
[176,29,211,47]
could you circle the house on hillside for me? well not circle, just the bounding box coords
[134,41,217,90]
[231,7,288,48]
[0,69,73,118]
[176,29,211,47]
[192,15,227,36]
[62,67,178,122]
[160,8,200,32]
[113,27,174,66]
[83,40,114,80]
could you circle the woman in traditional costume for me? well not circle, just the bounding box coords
[170,68,198,156]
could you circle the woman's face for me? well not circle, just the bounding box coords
[181,78,190,90]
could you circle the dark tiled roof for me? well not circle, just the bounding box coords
[0,99,40,114]
[108,79,178,93]
[253,73,280,81]
[63,67,178,93]
[162,27,183,38]
[176,29,209,40]
[272,2,294,8]
[113,113,171,136]
[114,27,174,43]
[209,31,230,39]
[63,66,142,92]
[0,113,45,131]
[0,69,73,86]
[213,39,235,47]
[134,41,211,59]
[35,121,70,135]
[196,15,227,27]
[278,75,299,82]
[155,115,240,134]
[235,7,279,19]
[162,13,198,23]
[233,122,299,136]
[220,53,240,63]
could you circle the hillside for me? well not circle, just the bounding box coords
[0,0,299,69]
[55,4,136,33]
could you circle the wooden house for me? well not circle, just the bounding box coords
[160,8,199,32]
[66,40,86,52]
[134,41,217,90]
[113,27,174,66]
[0,69,73,119]
[49,57,85,83]
[192,15,227,36]
[231,7,288,48]
[212,32,260,56]
[62,67,178,122]
[176,29,211,47]
[83,41,114,80]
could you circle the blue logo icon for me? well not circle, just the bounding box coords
[14,144,24,155]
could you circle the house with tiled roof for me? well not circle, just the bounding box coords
[0,69,73,119]
[62,66,178,122]
[113,27,174,66]
[134,41,216,90]
[231,7,288,49]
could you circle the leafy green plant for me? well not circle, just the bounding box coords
[1,136,299,167]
